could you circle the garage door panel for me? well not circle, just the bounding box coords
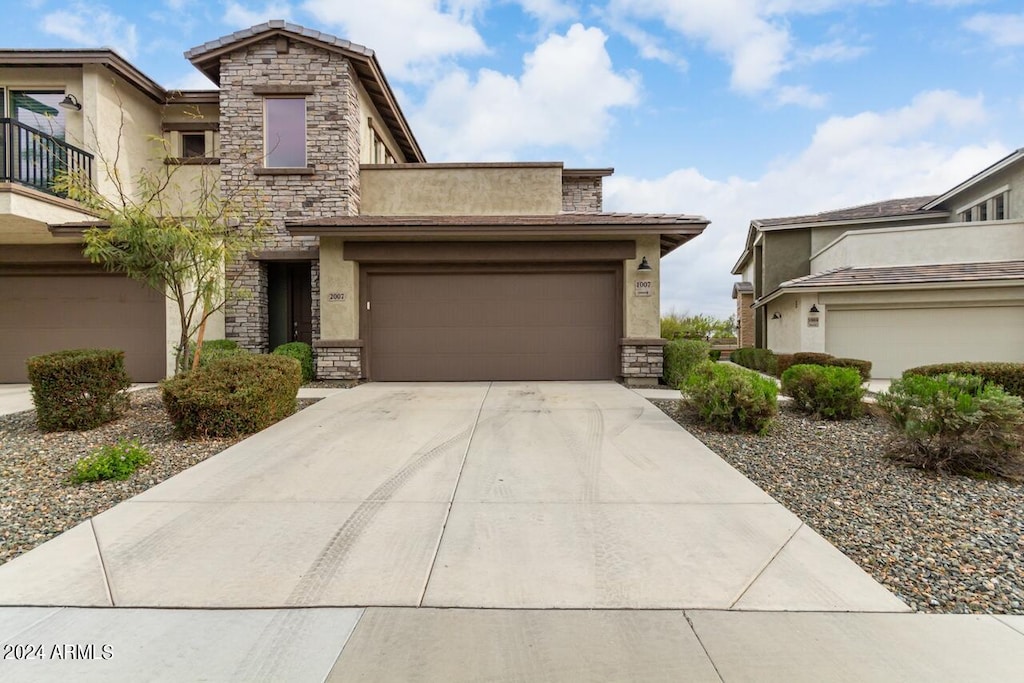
[826,306,1024,379]
[368,271,619,381]
[0,274,166,383]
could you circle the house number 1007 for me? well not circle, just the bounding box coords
[634,280,653,297]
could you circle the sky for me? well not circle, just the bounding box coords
[9,0,1024,319]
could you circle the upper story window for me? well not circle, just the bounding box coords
[367,117,396,164]
[181,133,206,158]
[958,189,1009,222]
[264,97,306,168]
[8,91,67,140]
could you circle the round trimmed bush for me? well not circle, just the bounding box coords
[272,341,314,382]
[27,349,131,431]
[781,364,865,420]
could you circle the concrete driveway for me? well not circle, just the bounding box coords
[0,381,903,612]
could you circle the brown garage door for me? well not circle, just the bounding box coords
[0,273,166,382]
[366,269,619,381]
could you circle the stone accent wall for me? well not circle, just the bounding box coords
[219,37,361,355]
[562,177,603,212]
[621,339,665,387]
[314,342,362,379]
[737,291,755,348]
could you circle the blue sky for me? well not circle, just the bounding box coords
[10,1,1024,318]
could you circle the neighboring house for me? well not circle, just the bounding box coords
[732,150,1024,378]
[1,21,708,385]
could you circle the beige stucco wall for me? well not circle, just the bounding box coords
[318,237,360,339]
[811,220,1024,272]
[355,79,405,164]
[945,163,1024,220]
[360,164,563,215]
[764,293,826,354]
[809,217,939,255]
[624,235,660,338]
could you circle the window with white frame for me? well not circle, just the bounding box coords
[264,97,306,168]
[958,189,1010,223]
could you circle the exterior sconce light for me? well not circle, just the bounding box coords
[59,94,82,111]
[637,256,653,272]
[771,312,782,320]
[809,304,820,313]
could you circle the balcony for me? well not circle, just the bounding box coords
[1,118,93,198]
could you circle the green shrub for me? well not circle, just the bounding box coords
[830,357,872,382]
[663,339,712,388]
[903,362,1024,398]
[684,361,778,434]
[791,352,835,366]
[709,349,722,362]
[729,348,778,375]
[272,341,315,382]
[775,353,796,377]
[184,339,248,369]
[161,354,302,438]
[781,364,865,419]
[70,439,152,484]
[27,349,131,432]
[877,373,1024,480]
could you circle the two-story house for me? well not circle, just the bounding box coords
[1,21,708,385]
[732,149,1024,378]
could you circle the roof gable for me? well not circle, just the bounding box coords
[185,20,424,163]
[921,148,1024,211]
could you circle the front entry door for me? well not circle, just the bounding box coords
[268,262,313,349]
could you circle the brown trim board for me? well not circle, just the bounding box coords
[344,241,636,263]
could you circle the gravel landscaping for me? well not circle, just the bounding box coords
[652,399,1024,615]
[0,388,320,566]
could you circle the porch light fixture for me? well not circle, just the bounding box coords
[809,304,820,313]
[637,256,653,272]
[59,94,82,111]
[771,312,782,320]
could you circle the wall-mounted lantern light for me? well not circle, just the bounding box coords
[637,256,653,272]
[809,304,820,314]
[771,312,782,320]
[59,94,82,111]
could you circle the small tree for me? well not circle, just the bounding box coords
[55,94,267,374]
[661,311,736,341]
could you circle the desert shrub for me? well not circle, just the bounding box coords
[161,354,302,438]
[70,439,152,484]
[729,347,778,375]
[781,364,865,419]
[709,349,722,362]
[903,362,1024,398]
[27,349,131,432]
[877,373,1024,480]
[684,361,778,434]
[775,353,796,377]
[829,357,872,382]
[791,352,835,366]
[272,341,315,382]
[663,339,712,388]
[184,339,248,369]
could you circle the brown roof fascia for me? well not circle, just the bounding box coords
[0,49,167,103]
[563,168,615,178]
[165,90,220,105]
[361,161,563,170]
[184,21,425,163]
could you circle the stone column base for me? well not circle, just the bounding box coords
[620,338,666,387]
[313,340,364,380]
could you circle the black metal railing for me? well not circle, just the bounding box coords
[1,118,93,197]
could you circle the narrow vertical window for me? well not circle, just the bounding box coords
[994,193,1006,220]
[264,98,306,168]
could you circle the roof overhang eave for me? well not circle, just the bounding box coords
[755,278,1024,308]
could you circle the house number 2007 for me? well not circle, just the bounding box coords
[328,292,346,301]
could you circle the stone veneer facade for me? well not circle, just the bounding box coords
[620,339,665,387]
[561,176,603,212]
[219,37,360,358]
[734,287,755,348]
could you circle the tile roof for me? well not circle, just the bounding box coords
[780,261,1024,289]
[184,20,374,60]
[292,213,707,227]
[755,196,942,228]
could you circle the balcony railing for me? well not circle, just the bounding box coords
[1,118,93,198]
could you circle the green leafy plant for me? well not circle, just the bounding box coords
[186,339,248,369]
[729,348,778,375]
[161,354,302,438]
[877,373,1024,480]
[70,439,152,484]
[684,361,778,434]
[781,364,865,419]
[27,349,131,432]
[272,342,315,382]
[903,362,1024,398]
[663,339,712,388]
[661,311,735,341]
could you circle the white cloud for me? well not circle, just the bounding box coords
[963,13,1024,47]
[797,39,869,65]
[775,85,827,108]
[222,1,293,27]
[604,90,1004,318]
[411,24,638,160]
[40,3,139,58]
[302,0,487,82]
[514,0,578,24]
